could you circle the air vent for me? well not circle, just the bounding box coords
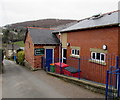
[92,13,103,20]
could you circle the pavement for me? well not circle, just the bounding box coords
[2,60,105,98]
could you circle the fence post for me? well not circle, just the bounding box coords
[41,56,43,69]
[115,56,119,88]
[78,58,80,79]
[105,70,109,100]
[41,56,45,70]
[60,58,62,74]
[116,56,119,69]
[117,68,120,97]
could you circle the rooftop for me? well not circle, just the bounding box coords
[27,27,60,45]
[58,10,120,33]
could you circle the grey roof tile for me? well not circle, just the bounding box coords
[29,28,60,45]
[60,11,119,32]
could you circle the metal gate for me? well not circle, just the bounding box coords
[106,67,120,99]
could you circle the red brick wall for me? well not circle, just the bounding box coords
[25,32,35,68]
[34,45,59,68]
[25,32,59,69]
[34,45,44,68]
[66,26,119,83]
[54,46,59,60]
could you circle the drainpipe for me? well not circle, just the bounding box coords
[59,32,61,62]
[59,32,62,74]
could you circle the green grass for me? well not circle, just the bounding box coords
[14,41,24,47]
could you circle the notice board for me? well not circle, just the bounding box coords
[34,48,44,56]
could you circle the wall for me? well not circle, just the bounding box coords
[61,33,67,48]
[25,32,35,69]
[34,45,59,68]
[34,45,44,69]
[25,32,59,69]
[62,26,119,83]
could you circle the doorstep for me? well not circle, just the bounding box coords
[47,72,106,94]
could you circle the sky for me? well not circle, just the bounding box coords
[0,0,119,26]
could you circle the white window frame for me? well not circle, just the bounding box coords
[100,53,105,62]
[71,49,79,56]
[91,52,96,60]
[91,52,105,62]
[71,49,75,55]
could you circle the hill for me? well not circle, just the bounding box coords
[3,19,77,43]
[6,19,77,29]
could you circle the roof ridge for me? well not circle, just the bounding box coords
[77,10,120,22]
[102,10,120,15]
[27,27,55,30]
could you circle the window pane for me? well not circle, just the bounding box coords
[72,49,74,55]
[77,50,79,55]
[75,49,77,55]
[92,52,96,59]
[101,54,105,61]
[96,53,100,60]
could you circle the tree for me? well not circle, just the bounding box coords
[2,29,10,43]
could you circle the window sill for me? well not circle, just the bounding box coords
[70,55,80,58]
[89,59,106,66]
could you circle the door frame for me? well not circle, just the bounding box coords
[62,48,67,63]
[45,48,54,63]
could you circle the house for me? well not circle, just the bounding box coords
[24,27,60,70]
[5,44,20,59]
[53,10,120,84]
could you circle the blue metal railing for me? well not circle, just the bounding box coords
[105,67,120,99]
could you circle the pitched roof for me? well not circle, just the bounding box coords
[52,21,78,33]
[28,27,60,45]
[59,10,119,33]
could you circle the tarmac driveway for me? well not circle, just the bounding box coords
[2,60,104,98]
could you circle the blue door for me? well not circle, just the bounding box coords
[46,49,53,71]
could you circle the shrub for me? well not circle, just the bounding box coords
[17,51,25,65]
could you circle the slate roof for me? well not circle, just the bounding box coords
[28,28,60,45]
[52,21,78,33]
[59,10,120,33]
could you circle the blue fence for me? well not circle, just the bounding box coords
[42,55,120,99]
[42,54,118,84]
[105,56,120,99]
[106,67,120,99]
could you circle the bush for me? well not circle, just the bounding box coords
[17,51,25,65]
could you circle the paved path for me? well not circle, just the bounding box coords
[2,60,104,98]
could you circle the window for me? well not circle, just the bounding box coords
[71,49,79,56]
[91,52,105,62]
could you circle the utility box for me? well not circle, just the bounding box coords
[54,62,69,74]
[63,66,81,78]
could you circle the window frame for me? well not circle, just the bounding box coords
[91,52,105,62]
[71,49,79,56]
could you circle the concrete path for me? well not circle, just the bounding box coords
[2,60,104,98]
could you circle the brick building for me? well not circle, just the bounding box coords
[24,27,59,70]
[53,10,120,83]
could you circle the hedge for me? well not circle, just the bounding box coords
[17,51,25,65]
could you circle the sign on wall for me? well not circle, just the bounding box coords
[34,48,44,56]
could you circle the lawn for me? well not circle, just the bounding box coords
[14,41,24,47]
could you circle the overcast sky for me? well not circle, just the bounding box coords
[0,0,119,26]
